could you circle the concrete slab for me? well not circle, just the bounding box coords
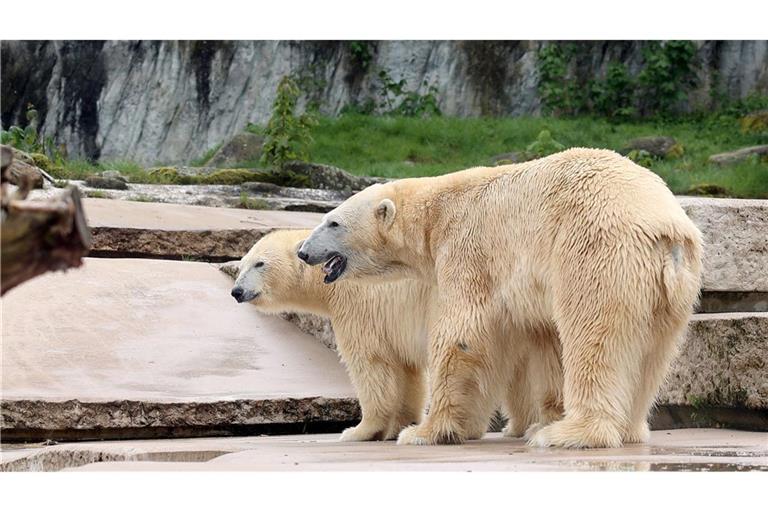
[1,430,766,472]
[662,312,768,410]
[679,197,768,292]
[82,198,322,260]
[1,258,357,437]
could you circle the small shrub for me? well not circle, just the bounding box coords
[260,75,318,170]
[627,149,656,168]
[590,62,636,121]
[377,69,441,117]
[637,41,699,117]
[525,130,566,158]
[237,192,271,210]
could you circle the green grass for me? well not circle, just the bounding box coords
[41,113,768,199]
[305,114,768,198]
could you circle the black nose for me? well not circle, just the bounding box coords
[231,287,244,302]
[297,250,309,262]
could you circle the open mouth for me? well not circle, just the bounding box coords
[322,253,347,284]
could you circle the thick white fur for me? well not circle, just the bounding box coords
[301,148,702,448]
[234,230,563,441]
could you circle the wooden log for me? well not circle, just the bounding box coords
[1,147,92,295]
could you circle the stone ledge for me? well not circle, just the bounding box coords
[0,397,360,441]
[89,227,271,261]
[660,312,768,409]
[678,197,768,292]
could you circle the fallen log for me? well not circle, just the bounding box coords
[1,145,91,295]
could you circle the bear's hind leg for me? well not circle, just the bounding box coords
[624,326,685,443]
[528,308,643,449]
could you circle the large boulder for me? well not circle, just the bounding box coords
[621,136,682,159]
[708,145,768,166]
[5,158,45,189]
[208,133,264,167]
[85,174,128,190]
[282,161,385,194]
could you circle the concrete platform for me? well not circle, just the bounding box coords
[2,257,767,440]
[82,198,323,260]
[1,258,357,439]
[1,429,766,472]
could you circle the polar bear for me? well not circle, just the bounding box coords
[231,229,563,441]
[297,148,702,448]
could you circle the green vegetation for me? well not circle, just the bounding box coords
[260,75,318,170]
[237,192,271,210]
[537,41,699,119]
[305,113,768,198]
[190,143,222,166]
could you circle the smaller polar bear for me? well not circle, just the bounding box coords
[231,229,562,441]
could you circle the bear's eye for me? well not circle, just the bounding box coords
[254,261,264,268]
[329,221,339,228]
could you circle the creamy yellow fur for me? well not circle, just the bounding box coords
[235,230,562,441]
[300,148,702,448]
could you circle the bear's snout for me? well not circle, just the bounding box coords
[231,286,245,303]
[297,249,310,262]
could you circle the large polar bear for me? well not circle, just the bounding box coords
[297,148,702,448]
[231,229,563,441]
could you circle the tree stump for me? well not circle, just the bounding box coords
[1,145,92,295]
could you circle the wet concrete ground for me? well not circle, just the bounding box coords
[2,429,766,472]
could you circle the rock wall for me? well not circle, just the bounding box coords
[2,40,767,165]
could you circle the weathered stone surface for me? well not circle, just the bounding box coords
[208,133,264,167]
[81,198,322,259]
[3,430,767,472]
[622,136,681,158]
[84,174,128,190]
[698,292,768,313]
[679,197,768,292]
[0,397,360,433]
[660,313,768,409]
[30,180,345,212]
[708,145,768,166]
[5,158,44,188]
[281,161,385,194]
[1,258,356,436]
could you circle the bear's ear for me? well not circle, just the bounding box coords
[375,198,396,228]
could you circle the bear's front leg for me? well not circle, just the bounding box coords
[335,332,412,441]
[397,305,500,446]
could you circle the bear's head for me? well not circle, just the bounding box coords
[297,183,408,284]
[231,229,309,312]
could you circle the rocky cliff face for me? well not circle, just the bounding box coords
[2,40,767,165]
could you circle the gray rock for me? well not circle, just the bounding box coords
[679,197,768,292]
[241,181,349,202]
[1,145,15,170]
[622,136,680,158]
[100,170,127,181]
[5,158,44,189]
[282,161,385,194]
[660,313,768,409]
[84,174,128,190]
[708,145,768,166]
[3,41,767,164]
[208,133,264,167]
